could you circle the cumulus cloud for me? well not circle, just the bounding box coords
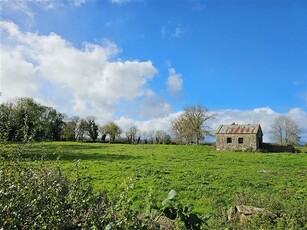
[116,112,181,133]
[0,20,158,119]
[167,68,183,95]
[1,49,40,100]
[138,95,172,119]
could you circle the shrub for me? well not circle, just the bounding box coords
[0,143,212,229]
[0,143,158,229]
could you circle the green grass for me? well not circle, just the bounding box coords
[19,143,306,209]
[6,142,307,228]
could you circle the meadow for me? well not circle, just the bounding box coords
[2,141,307,229]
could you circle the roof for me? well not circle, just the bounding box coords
[216,124,262,134]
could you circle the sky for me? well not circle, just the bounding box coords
[0,0,306,143]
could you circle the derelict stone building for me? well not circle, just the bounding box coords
[216,124,263,151]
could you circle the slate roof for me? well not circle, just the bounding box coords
[216,124,262,135]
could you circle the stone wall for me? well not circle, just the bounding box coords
[216,134,258,151]
[262,143,295,153]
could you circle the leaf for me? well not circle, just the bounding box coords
[202,213,212,221]
[167,189,177,200]
[105,222,114,230]
[184,204,194,213]
[162,198,172,207]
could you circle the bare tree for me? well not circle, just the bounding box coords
[146,130,155,144]
[271,116,300,145]
[171,103,215,145]
[170,115,187,144]
[155,130,171,144]
[125,125,139,144]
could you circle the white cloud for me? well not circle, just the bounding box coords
[161,24,186,39]
[116,112,181,133]
[191,1,206,12]
[167,68,183,95]
[0,0,33,17]
[0,20,158,119]
[1,49,39,100]
[1,0,86,12]
[111,0,131,5]
[172,27,185,38]
[138,95,172,119]
[72,0,86,7]
[0,0,35,27]
[0,0,87,28]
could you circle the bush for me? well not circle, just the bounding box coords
[0,143,211,229]
[0,143,159,229]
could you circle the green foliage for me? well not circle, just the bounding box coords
[0,144,159,229]
[0,98,65,142]
[87,118,99,142]
[0,144,213,229]
[160,189,211,229]
[101,122,122,143]
[62,120,78,141]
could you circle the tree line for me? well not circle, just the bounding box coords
[0,97,215,144]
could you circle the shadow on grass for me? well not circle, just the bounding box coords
[17,144,141,162]
[26,143,109,151]
[20,151,141,162]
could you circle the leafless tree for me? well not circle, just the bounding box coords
[171,103,215,144]
[125,125,139,144]
[147,130,155,144]
[271,116,300,145]
[155,130,171,144]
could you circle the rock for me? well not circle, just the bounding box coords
[227,205,277,223]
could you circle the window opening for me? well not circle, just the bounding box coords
[227,137,232,143]
[238,138,244,144]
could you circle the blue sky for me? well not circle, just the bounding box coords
[1,0,306,142]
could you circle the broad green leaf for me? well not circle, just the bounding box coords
[167,189,177,200]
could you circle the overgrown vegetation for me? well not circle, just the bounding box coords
[1,142,306,229]
[0,142,212,229]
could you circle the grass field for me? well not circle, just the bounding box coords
[5,142,307,228]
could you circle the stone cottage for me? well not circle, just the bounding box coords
[216,123,263,151]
